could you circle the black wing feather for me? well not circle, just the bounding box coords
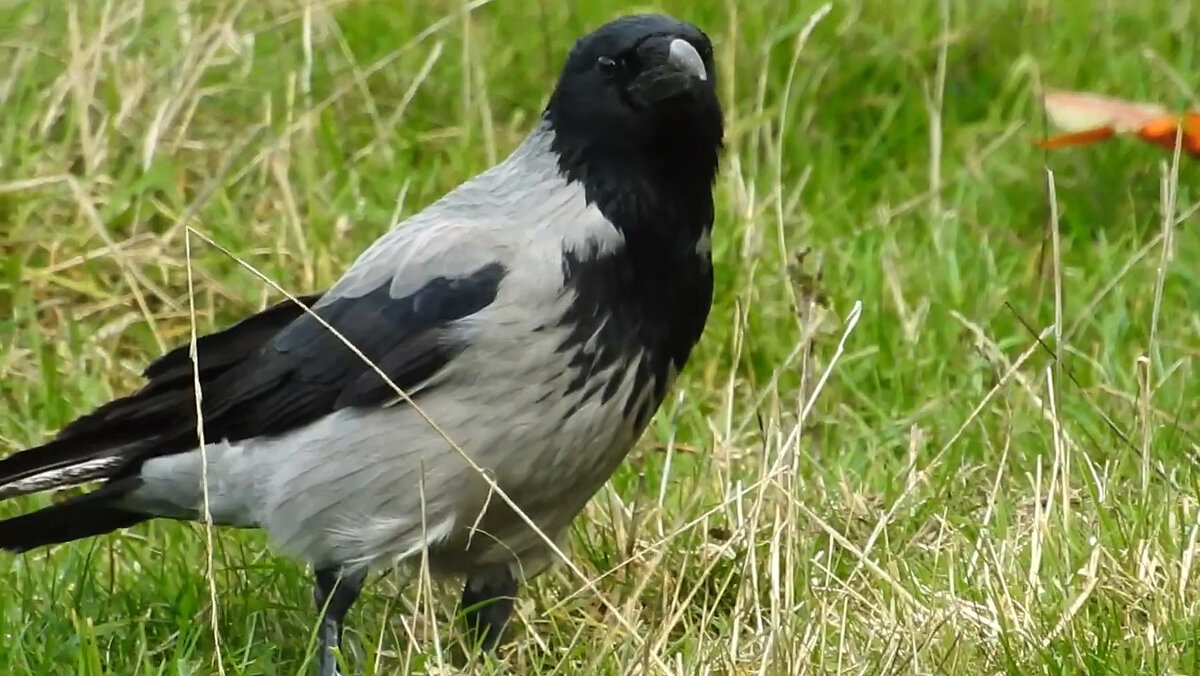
[0,262,507,489]
[141,293,325,383]
[53,293,324,445]
[195,262,506,445]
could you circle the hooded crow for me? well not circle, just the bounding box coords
[0,12,723,674]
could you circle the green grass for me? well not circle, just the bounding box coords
[2,0,1200,673]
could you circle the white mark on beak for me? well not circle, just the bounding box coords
[668,38,707,82]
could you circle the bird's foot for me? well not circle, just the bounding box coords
[314,566,367,676]
[460,566,518,653]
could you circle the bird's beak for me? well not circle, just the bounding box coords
[627,37,709,105]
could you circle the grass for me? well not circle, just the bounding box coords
[2,0,1200,673]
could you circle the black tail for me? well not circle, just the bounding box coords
[0,479,148,553]
[0,291,322,553]
[0,292,324,494]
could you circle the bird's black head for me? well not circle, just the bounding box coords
[545,14,724,249]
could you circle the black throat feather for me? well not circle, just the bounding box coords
[545,100,723,428]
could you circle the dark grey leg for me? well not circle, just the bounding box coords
[314,566,367,676]
[460,566,518,652]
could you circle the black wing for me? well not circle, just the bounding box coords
[0,261,507,488]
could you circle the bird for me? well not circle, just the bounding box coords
[0,12,723,675]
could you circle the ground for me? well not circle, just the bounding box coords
[2,0,1199,674]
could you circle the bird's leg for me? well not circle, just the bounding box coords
[313,566,367,676]
[460,566,518,652]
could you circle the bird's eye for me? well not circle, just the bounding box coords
[596,56,620,78]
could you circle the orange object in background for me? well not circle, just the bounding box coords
[1035,89,1200,159]
[1134,112,1200,156]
